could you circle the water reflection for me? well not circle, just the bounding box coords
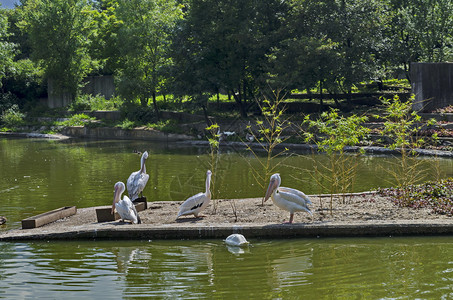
[226,244,251,255]
[1,238,453,298]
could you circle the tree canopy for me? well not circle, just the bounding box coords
[2,0,453,115]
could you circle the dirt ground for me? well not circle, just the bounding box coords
[43,192,452,230]
[2,192,453,241]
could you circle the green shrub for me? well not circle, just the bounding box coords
[70,94,124,111]
[0,92,18,113]
[120,101,155,124]
[3,59,45,107]
[58,113,96,127]
[303,108,370,210]
[146,119,181,133]
[1,104,26,127]
[118,118,135,130]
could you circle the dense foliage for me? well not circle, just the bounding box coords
[2,0,453,116]
[380,178,453,216]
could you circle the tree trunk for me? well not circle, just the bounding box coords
[216,87,220,105]
[231,89,247,118]
[319,80,324,107]
[152,91,160,120]
[201,104,211,127]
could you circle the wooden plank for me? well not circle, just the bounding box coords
[134,197,148,210]
[96,198,147,222]
[96,208,120,222]
[22,206,77,229]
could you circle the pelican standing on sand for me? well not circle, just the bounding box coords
[264,173,312,224]
[127,151,149,201]
[177,170,212,218]
[112,181,141,224]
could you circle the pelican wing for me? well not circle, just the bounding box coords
[115,196,139,224]
[178,192,207,217]
[278,190,312,215]
[279,186,312,205]
[127,171,150,201]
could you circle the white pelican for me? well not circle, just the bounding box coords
[177,170,212,218]
[264,173,312,224]
[225,234,249,247]
[127,151,150,201]
[112,181,141,224]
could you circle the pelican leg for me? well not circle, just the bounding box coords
[282,213,294,224]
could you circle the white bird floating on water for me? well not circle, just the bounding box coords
[245,132,255,142]
[224,234,249,247]
[112,181,141,224]
[127,151,150,201]
[264,173,312,224]
[177,170,212,218]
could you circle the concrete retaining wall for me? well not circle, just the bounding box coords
[3,223,453,241]
[47,75,115,108]
[60,126,194,142]
[82,75,115,99]
[411,62,453,112]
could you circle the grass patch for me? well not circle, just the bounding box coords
[56,113,97,127]
[145,119,182,133]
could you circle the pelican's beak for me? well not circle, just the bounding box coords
[264,177,277,202]
[112,186,119,215]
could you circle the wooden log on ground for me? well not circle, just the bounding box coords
[96,197,147,222]
[21,206,77,229]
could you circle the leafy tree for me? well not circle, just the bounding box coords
[171,0,288,117]
[18,0,95,101]
[273,0,391,97]
[0,7,15,90]
[114,0,182,117]
[389,0,453,78]
[88,0,121,75]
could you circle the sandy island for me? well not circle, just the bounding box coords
[1,193,453,241]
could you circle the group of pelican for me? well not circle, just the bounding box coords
[112,151,150,224]
[112,151,312,225]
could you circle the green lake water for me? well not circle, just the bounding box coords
[0,137,452,298]
[1,238,453,299]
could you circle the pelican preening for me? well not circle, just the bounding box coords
[265,173,312,224]
[177,170,212,218]
[112,181,141,224]
[127,151,150,201]
[224,234,249,247]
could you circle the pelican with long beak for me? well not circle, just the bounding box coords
[112,181,141,224]
[177,170,212,218]
[127,151,150,201]
[264,173,312,224]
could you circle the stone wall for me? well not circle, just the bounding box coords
[411,62,453,112]
[47,79,73,108]
[81,75,115,99]
[47,75,115,108]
